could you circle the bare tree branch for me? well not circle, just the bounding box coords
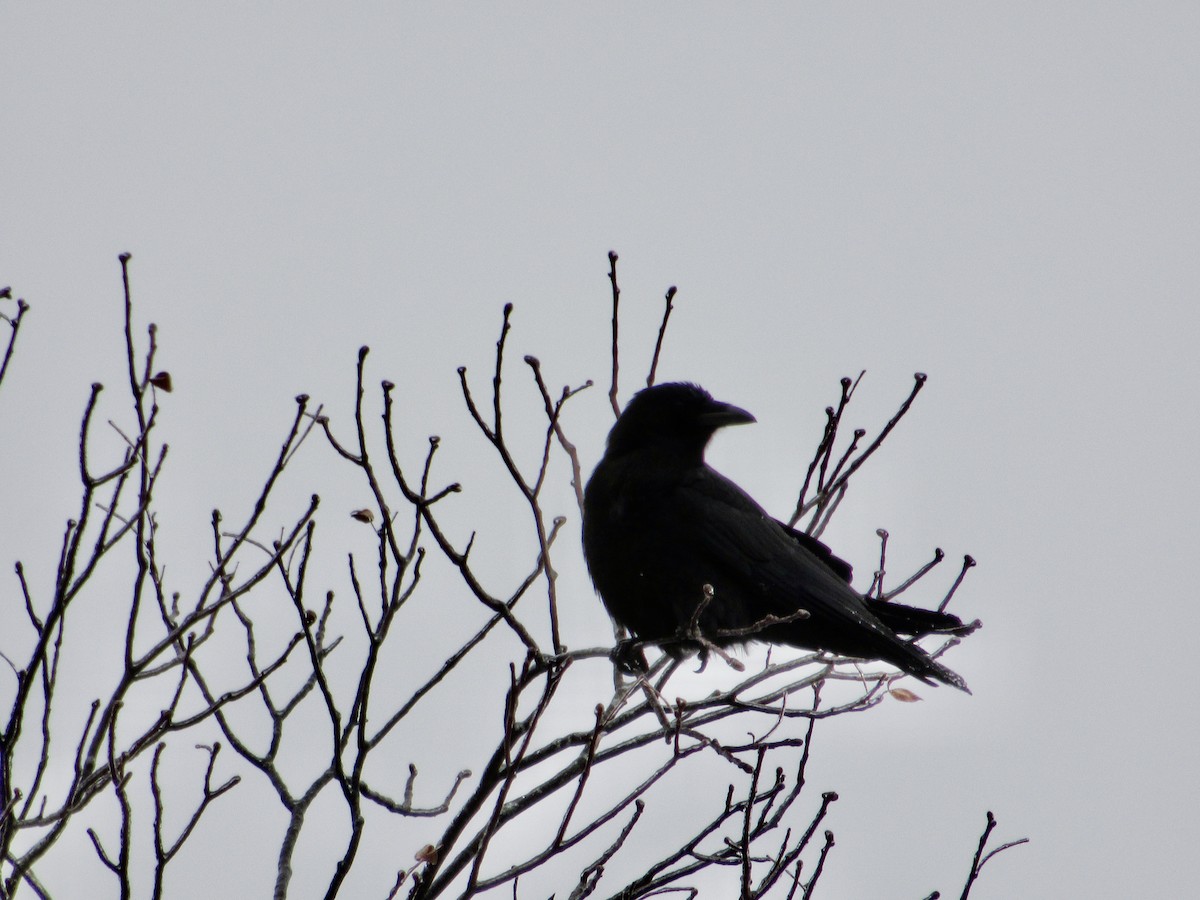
[0,253,995,900]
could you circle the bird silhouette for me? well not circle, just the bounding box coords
[582,382,975,691]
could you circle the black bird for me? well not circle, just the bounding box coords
[582,382,974,692]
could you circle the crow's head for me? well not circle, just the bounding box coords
[605,382,755,459]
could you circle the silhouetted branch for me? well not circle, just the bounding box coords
[607,251,621,417]
[150,742,239,899]
[938,555,977,614]
[647,285,677,388]
[0,252,997,900]
[0,287,28,396]
[957,811,1028,900]
[789,372,927,534]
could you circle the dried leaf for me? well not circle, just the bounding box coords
[350,509,375,524]
[149,371,173,392]
[889,687,922,703]
[414,844,438,865]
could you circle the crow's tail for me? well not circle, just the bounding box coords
[866,599,981,640]
[899,646,973,694]
[867,602,979,693]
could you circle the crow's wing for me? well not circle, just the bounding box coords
[676,467,889,635]
[773,517,972,637]
[670,465,968,690]
[773,519,854,583]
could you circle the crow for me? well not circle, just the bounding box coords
[582,382,975,692]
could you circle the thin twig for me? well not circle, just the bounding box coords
[607,251,621,418]
[647,285,677,388]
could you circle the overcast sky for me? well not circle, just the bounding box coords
[3,5,1199,899]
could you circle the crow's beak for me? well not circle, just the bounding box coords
[702,401,756,429]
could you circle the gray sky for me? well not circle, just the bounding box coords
[3,4,1199,898]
